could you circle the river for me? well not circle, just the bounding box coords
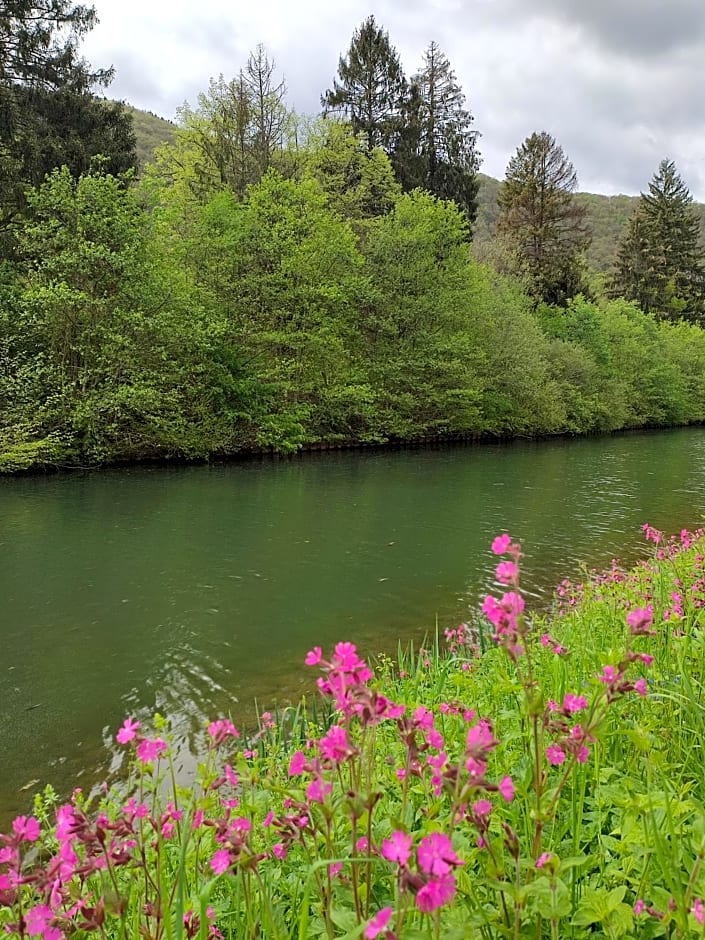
[2,427,705,823]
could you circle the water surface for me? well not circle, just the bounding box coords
[2,428,705,821]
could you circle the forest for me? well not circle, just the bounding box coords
[2,4,705,472]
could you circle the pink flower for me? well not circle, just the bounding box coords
[634,678,648,696]
[546,744,566,765]
[319,725,352,763]
[416,872,457,912]
[329,862,342,878]
[136,737,167,764]
[288,751,306,776]
[472,799,492,817]
[364,907,393,939]
[627,605,655,635]
[116,717,140,745]
[536,852,552,868]
[634,899,645,915]
[491,533,512,555]
[498,775,515,802]
[224,764,239,787]
[356,836,369,852]
[263,812,274,827]
[381,831,412,866]
[495,560,518,584]
[306,777,332,803]
[12,815,40,842]
[417,832,462,876]
[692,898,704,924]
[272,843,287,859]
[210,849,231,875]
[563,694,588,713]
[305,646,322,666]
[207,719,239,743]
[25,904,59,938]
[598,665,618,684]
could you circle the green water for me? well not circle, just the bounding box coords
[2,428,705,821]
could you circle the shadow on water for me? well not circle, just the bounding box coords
[2,427,705,825]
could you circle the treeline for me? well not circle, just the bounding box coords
[2,161,705,471]
[2,6,705,472]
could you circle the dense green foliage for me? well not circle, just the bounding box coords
[612,159,705,322]
[3,139,705,471]
[4,527,705,938]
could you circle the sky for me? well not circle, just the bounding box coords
[81,0,705,199]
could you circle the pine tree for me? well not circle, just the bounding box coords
[393,41,480,226]
[612,159,705,321]
[321,15,406,153]
[497,131,590,305]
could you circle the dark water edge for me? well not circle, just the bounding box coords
[2,425,705,828]
[5,420,704,479]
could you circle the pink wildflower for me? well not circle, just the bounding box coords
[634,899,645,915]
[495,560,519,584]
[563,693,588,713]
[288,751,306,776]
[136,737,167,764]
[319,725,352,763]
[116,717,140,745]
[272,843,287,859]
[499,775,515,802]
[417,832,462,876]
[634,678,648,696]
[546,744,566,765]
[210,849,231,875]
[305,646,322,666]
[536,852,552,869]
[692,898,704,924]
[491,533,512,555]
[416,872,457,912]
[12,816,40,842]
[381,831,412,866]
[627,605,655,635]
[364,906,393,939]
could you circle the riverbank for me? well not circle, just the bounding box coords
[2,527,705,938]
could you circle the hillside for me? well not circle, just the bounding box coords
[127,106,176,169]
[475,173,705,274]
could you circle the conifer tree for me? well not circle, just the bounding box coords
[321,15,406,153]
[393,41,480,226]
[612,159,705,322]
[498,131,590,305]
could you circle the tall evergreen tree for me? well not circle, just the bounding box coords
[321,15,406,153]
[612,159,705,322]
[393,41,480,226]
[497,131,590,305]
[0,1,135,234]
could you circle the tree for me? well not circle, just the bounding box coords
[172,49,291,201]
[497,131,590,305]
[321,15,406,153]
[612,159,705,322]
[0,1,135,233]
[393,41,480,227]
[305,120,400,222]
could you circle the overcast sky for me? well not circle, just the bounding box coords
[81,0,705,199]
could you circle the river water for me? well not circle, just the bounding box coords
[2,428,705,822]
